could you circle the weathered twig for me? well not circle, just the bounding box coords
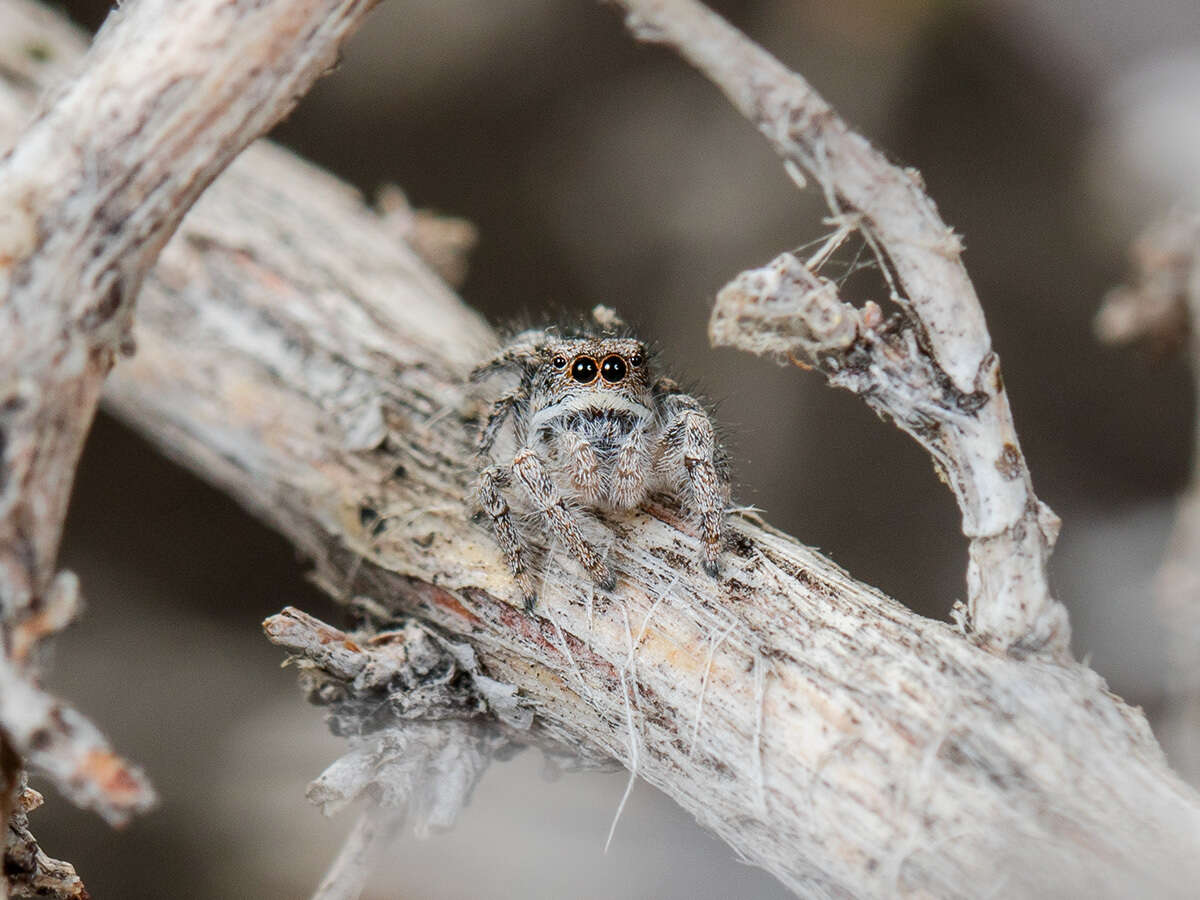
[4,781,86,900]
[608,0,1069,656]
[5,2,1200,898]
[1097,209,1200,782]
[0,0,381,881]
[311,804,406,900]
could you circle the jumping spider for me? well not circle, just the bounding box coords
[471,309,730,612]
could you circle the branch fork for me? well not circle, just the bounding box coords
[613,0,1071,656]
[710,250,1069,654]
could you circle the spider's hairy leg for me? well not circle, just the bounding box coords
[469,329,551,381]
[478,465,539,612]
[477,387,526,457]
[560,432,603,504]
[657,391,729,578]
[512,447,616,592]
[611,425,649,510]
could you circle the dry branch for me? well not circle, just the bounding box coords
[4,781,86,900]
[3,2,1200,898]
[610,0,1068,657]
[1098,209,1200,782]
[0,0,382,884]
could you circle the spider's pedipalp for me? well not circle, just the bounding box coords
[560,431,604,505]
[611,424,650,510]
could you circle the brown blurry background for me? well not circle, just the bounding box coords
[29,0,1200,896]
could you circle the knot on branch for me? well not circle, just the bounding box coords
[710,250,870,364]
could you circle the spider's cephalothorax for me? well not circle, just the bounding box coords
[471,309,730,612]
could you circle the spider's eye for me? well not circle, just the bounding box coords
[630,352,645,368]
[600,355,627,383]
[571,356,599,384]
[552,355,567,369]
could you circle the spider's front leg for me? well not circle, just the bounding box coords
[477,386,525,457]
[478,465,539,612]
[656,387,730,577]
[511,447,616,592]
[469,329,551,383]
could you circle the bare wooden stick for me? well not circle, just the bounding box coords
[0,0,381,872]
[3,782,86,900]
[5,2,1200,897]
[311,805,406,900]
[1097,209,1200,782]
[607,0,1069,656]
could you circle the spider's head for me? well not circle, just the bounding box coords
[539,336,651,399]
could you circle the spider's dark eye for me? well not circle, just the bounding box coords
[552,355,567,369]
[630,352,645,368]
[600,355,627,383]
[571,356,598,384]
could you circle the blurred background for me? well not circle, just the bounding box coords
[27,0,1200,896]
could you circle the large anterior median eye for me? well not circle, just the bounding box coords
[600,355,627,383]
[571,356,599,383]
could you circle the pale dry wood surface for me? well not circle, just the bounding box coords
[0,0,380,893]
[3,2,1200,899]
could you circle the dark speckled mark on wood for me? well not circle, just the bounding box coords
[937,730,1033,793]
[995,443,1022,480]
[24,41,53,63]
[661,549,690,569]
[357,502,387,537]
[725,577,753,598]
[465,590,626,685]
[81,279,123,330]
[731,532,755,558]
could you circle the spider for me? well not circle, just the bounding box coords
[471,308,730,612]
